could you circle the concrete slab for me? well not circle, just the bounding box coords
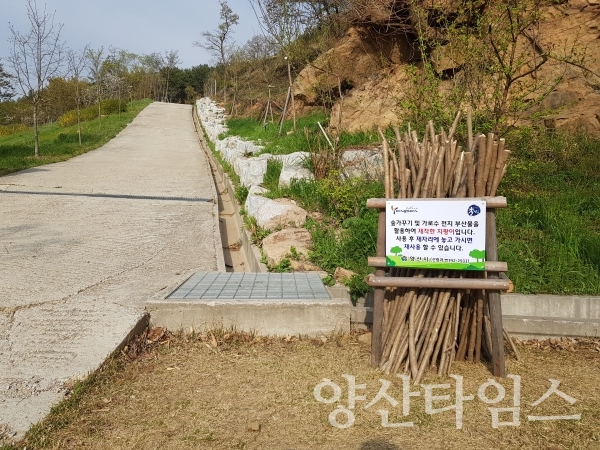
[502,294,600,339]
[348,291,600,339]
[147,273,351,336]
[0,102,224,442]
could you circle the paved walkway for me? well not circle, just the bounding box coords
[0,102,224,440]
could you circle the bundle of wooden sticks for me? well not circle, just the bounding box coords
[375,110,511,383]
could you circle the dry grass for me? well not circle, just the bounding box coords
[12,329,600,450]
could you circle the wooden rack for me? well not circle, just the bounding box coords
[367,196,509,378]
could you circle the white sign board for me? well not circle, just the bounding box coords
[386,199,487,270]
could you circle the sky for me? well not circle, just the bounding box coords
[0,0,262,69]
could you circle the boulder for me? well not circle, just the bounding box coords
[245,195,308,230]
[341,149,383,180]
[261,228,313,266]
[244,142,265,155]
[217,137,246,164]
[234,157,268,188]
[273,152,310,166]
[279,164,314,187]
[334,267,357,283]
[248,185,267,195]
[290,260,323,272]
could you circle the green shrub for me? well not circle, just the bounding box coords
[235,185,249,204]
[315,171,383,220]
[58,100,128,127]
[263,159,283,191]
[0,124,28,137]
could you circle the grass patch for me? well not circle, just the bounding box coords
[225,112,378,156]
[262,159,283,192]
[221,109,600,296]
[497,129,600,294]
[0,99,152,176]
[4,329,599,449]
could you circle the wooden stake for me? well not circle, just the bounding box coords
[448,110,461,141]
[464,152,475,197]
[475,293,484,364]
[467,106,473,152]
[503,326,521,361]
[475,135,487,197]
[371,209,387,367]
[486,209,506,377]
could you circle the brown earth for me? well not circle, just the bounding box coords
[293,0,600,135]
[10,329,600,450]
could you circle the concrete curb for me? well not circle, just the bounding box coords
[146,299,350,337]
[192,105,267,274]
[502,294,600,339]
[191,107,227,274]
[350,292,600,339]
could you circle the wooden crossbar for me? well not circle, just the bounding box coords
[366,274,511,291]
[367,257,508,272]
[366,196,507,209]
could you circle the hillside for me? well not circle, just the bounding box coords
[289,0,600,135]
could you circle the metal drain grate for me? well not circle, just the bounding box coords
[168,272,331,300]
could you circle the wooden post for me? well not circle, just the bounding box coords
[278,87,291,136]
[486,209,506,377]
[371,209,387,367]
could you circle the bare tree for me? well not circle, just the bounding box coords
[86,47,104,130]
[249,0,312,131]
[243,34,277,61]
[66,45,89,145]
[7,0,65,157]
[249,0,309,50]
[162,49,181,102]
[193,1,239,102]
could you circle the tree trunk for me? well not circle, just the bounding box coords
[33,100,39,158]
[76,84,82,145]
[287,59,296,132]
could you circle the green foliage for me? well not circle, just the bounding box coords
[225,111,329,155]
[58,99,128,127]
[267,178,327,212]
[0,123,28,137]
[235,184,249,204]
[270,257,292,273]
[315,171,383,220]
[287,246,302,261]
[242,213,271,246]
[394,0,576,134]
[164,65,211,103]
[497,128,600,294]
[0,99,151,176]
[263,159,283,191]
[306,209,379,298]
[344,274,371,303]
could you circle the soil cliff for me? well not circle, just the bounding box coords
[293,0,600,135]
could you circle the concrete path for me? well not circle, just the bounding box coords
[0,102,224,440]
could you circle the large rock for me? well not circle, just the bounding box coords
[279,164,314,187]
[273,152,309,166]
[334,267,357,283]
[234,157,269,188]
[248,185,267,195]
[245,195,307,230]
[341,149,383,180]
[261,228,313,266]
[294,27,416,109]
[217,136,246,164]
[244,142,264,155]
